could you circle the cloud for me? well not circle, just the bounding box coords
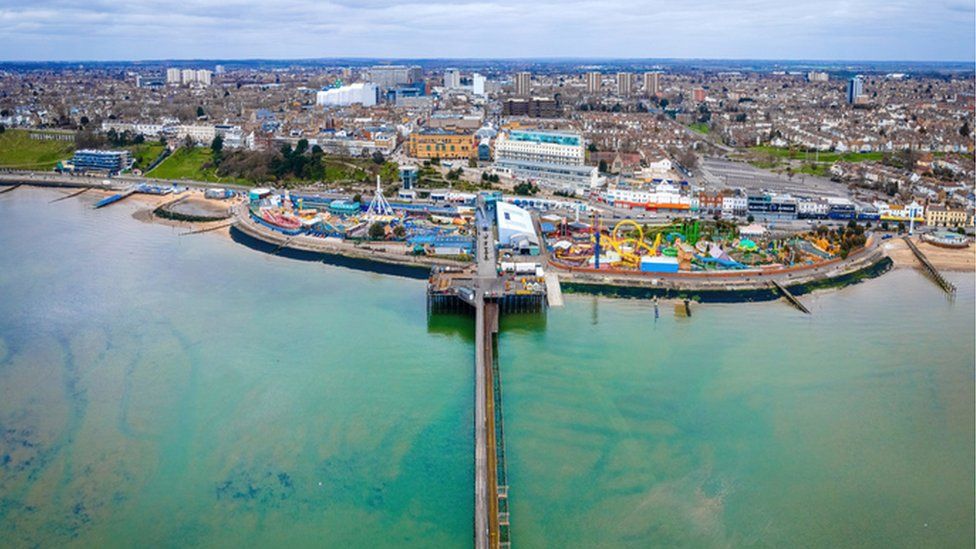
[0,0,972,61]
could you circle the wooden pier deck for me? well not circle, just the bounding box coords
[770,280,811,314]
[903,237,956,295]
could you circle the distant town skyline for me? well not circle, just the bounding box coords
[1,0,974,62]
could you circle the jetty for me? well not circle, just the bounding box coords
[93,188,135,209]
[429,195,544,548]
[770,280,810,314]
[49,187,91,203]
[0,183,21,195]
[903,237,956,295]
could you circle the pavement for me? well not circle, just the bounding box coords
[699,157,848,198]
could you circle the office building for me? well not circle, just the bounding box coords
[807,71,829,82]
[585,71,602,94]
[502,97,559,118]
[846,76,864,104]
[367,65,423,89]
[70,150,132,174]
[316,83,379,107]
[514,72,531,96]
[472,73,486,96]
[643,72,660,96]
[617,72,633,96]
[166,68,181,84]
[407,129,475,159]
[444,68,461,89]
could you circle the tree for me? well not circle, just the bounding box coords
[468,157,477,168]
[352,193,362,204]
[368,222,386,240]
[880,221,889,231]
[393,225,406,238]
[587,143,598,153]
[0,124,5,134]
[371,151,385,165]
[196,106,205,118]
[598,159,608,173]
[514,182,538,196]
[747,214,755,223]
[961,121,971,137]
[210,135,224,166]
[79,116,90,127]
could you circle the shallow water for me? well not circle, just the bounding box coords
[1,187,973,547]
[500,267,975,547]
[0,188,473,547]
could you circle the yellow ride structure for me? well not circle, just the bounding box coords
[594,220,664,267]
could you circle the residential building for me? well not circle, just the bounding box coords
[847,76,864,104]
[494,129,598,192]
[472,73,486,96]
[494,130,585,165]
[166,68,180,84]
[693,87,707,102]
[502,97,559,118]
[807,71,829,82]
[585,72,602,94]
[70,149,132,174]
[195,69,212,86]
[407,129,475,159]
[174,124,217,144]
[643,72,660,97]
[617,72,633,97]
[925,204,968,226]
[514,72,532,96]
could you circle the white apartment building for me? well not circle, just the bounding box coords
[494,130,584,166]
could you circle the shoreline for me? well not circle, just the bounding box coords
[5,177,973,301]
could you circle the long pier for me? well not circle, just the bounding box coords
[903,237,956,295]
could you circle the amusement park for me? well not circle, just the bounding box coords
[545,215,869,275]
[246,177,478,258]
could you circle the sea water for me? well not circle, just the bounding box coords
[1,187,973,547]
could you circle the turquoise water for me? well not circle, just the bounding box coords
[500,271,975,547]
[1,187,973,547]
[0,188,473,547]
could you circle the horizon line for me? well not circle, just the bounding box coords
[2,55,974,66]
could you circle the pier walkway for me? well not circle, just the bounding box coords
[903,237,956,295]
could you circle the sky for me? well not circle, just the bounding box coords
[0,0,974,62]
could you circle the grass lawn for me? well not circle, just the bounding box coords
[0,129,75,169]
[323,160,369,183]
[748,146,884,163]
[127,143,165,171]
[147,147,248,184]
[689,122,710,134]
